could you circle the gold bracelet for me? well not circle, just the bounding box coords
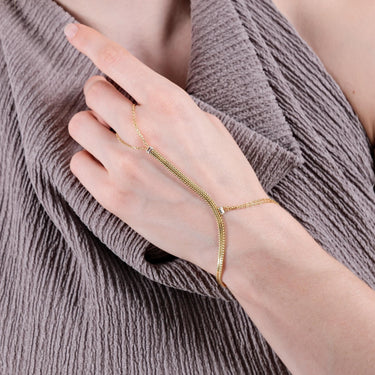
[115,103,280,288]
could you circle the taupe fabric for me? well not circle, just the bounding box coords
[1,0,374,373]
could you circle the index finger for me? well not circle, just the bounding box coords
[63,23,164,104]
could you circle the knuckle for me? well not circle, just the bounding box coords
[111,188,137,217]
[69,150,85,173]
[68,111,90,135]
[114,157,142,188]
[101,184,121,211]
[206,112,221,125]
[84,76,103,94]
[154,88,188,118]
[118,186,135,205]
[84,79,107,107]
[107,167,138,209]
[141,83,159,101]
[115,154,131,172]
[119,155,140,177]
[84,75,100,89]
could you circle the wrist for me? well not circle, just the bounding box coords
[222,201,307,300]
[221,199,283,277]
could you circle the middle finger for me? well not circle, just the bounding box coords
[84,75,145,150]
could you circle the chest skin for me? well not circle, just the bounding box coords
[271,0,375,147]
[53,0,192,90]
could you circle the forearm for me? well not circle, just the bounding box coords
[224,203,375,375]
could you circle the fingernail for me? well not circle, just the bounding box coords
[64,23,78,40]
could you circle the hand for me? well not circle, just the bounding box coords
[64,23,270,279]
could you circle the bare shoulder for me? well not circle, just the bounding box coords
[272,0,375,146]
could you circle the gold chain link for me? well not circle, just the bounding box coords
[221,198,278,213]
[115,104,150,150]
[115,103,279,288]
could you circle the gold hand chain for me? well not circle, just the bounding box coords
[115,103,279,288]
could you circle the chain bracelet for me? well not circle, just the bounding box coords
[115,103,279,287]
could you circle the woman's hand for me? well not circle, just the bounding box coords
[63,23,375,375]
[64,23,270,279]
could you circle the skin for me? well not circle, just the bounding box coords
[61,1,375,374]
[55,0,192,89]
[272,0,375,147]
[56,0,375,144]
[65,22,269,276]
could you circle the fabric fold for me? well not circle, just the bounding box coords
[1,0,306,298]
[2,0,375,373]
[186,0,306,160]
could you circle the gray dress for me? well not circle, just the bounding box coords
[0,0,374,373]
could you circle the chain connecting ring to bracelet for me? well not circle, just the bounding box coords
[115,103,279,288]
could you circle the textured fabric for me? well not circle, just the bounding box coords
[1,0,374,373]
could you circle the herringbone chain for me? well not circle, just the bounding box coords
[115,103,279,287]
